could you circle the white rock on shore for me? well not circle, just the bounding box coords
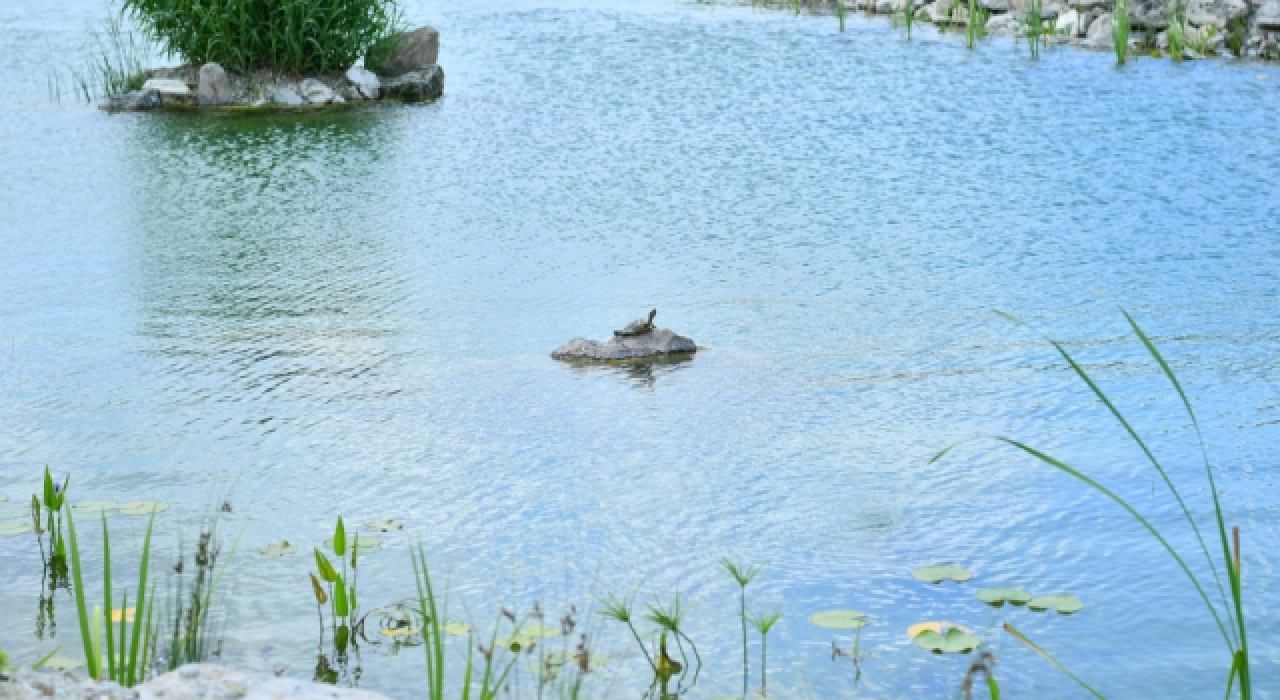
[141,78,195,106]
[197,63,232,105]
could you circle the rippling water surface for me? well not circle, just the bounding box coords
[2,0,1279,696]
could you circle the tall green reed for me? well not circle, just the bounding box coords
[120,0,404,75]
[965,0,988,48]
[163,511,235,670]
[65,507,158,686]
[932,310,1251,699]
[746,609,782,696]
[833,0,847,30]
[1113,0,1131,63]
[720,558,762,698]
[1165,0,1187,60]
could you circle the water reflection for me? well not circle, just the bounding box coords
[561,353,696,389]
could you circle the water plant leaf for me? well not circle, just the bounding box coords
[309,573,328,605]
[364,519,404,532]
[975,587,1033,607]
[334,517,346,557]
[380,627,422,637]
[907,621,974,639]
[442,622,471,636]
[0,522,33,536]
[71,501,117,515]
[808,610,869,630]
[914,627,980,654]
[912,565,972,584]
[314,549,339,582]
[40,657,84,671]
[260,541,298,556]
[116,501,168,516]
[0,506,28,518]
[1027,594,1083,615]
[110,607,136,623]
[325,536,381,554]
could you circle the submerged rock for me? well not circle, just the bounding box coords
[380,65,445,100]
[103,89,161,110]
[381,26,440,77]
[552,312,696,362]
[197,62,232,105]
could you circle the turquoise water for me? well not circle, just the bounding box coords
[2,0,1279,696]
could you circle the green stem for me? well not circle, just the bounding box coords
[739,587,748,698]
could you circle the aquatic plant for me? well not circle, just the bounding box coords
[411,543,517,700]
[746,609,782,695]
[597,589,657,675]
[1113,0,1131,63]
[960,651,1000,700]
[644,592,701,685]
[965,0,988,48]
[163,507,235,670]
[70,14,152,102]
[1166,0,1188,60]
[1021,0,1044,58]
[720,557,762,697]
[312,517,363,653]
[119,0,405,74]
[1225,17,1245,56]
[1003,624,1103,698]
[833,0,847,30]
[900,0,916,38]
[64,507,158,685]
[933,310,1253,698]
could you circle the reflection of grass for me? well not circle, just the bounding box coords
[934,310,1253,699]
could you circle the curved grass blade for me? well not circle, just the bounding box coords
[65,509,100,680]
[1004,624,1105,699]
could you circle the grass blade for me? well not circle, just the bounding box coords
[65,509,100,680]
[127,510,156,685]
[1004,624,1105,699]
[103,513,116,681]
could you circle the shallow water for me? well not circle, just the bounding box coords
[2,0,1280,696]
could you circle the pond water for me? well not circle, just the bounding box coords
[2,0,1280,696]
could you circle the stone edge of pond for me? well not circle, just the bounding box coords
[0,665,393,700]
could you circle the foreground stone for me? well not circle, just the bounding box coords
[0,665,392,700]
[552,315,696,362]
[197,62,232,105]
[381,26,440,77]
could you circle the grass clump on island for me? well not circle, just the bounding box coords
[118,0,405,75]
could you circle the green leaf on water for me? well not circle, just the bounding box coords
[442,622,471,636]
[333,517,346,557]
[40,657,85,671]
[324,536,381,554]
[975,587,1033,607]
[71,501,116,515]
[0,506,29,518]
[913,627,980,654]
[260,541,299,556]
[808,610,869,629]
[116,501,169,516]
[314,549,339,582]
[0,522,33,536]
[1027,594,1084,615]
[912,564,973,584]
[364,519,404,532]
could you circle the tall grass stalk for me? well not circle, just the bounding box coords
[932,310,1251,698]
[121,0,404,75]
[1166,0,1187,60]
[1022,0,1043,58]
[164,512,236,670]
[72,14,152,101]
[965,0,987,48]
[834,0,847,30]
[65,507,157,685]
[720,558,762,698]
[1113,0,1130,63]
[747,609,782,696]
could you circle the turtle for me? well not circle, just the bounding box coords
[614,309,657,337]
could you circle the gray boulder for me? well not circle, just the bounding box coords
[1257,0,1280,28]
[552,317,696,362]
[1128,0,1168,28]
[984,0,1013,13]
[272,86,305,105]
[380,65,445,100]
[380,26,439,77]
[345,66,381,99]
[140,78,195,106]
[298,78,335,103]
[102,89,162,111]
[1186,0,1248,27]
[196,62,232,105]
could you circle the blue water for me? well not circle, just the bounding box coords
[1,0,1279,696]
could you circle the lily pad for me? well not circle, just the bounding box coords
[808,610,870,630]
[913,627,980,654]
[974,587,1033,607]
[380,627,421,637]
[71,501,117,515]
[442,622,472,637]
[40,657,84,671]
[0,522,33,536]
[1028,594,1084,615]
[0,505,29,518]
[117,501,169,516]
[907,621,974,639]
[324,536,382,554]
[519,623,561,638]
[260,541,299,557]
[364,519,404,532]
[911,565,972,584]
[111,607,136,623]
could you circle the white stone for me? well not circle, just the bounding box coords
[196,63,232,105]
[345,66,381,100]
[141,78,195,106]
[272,86,305,105]
[1056,8,1081,35]
[297,78,334,104]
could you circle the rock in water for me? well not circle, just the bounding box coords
[104,89,162,111]
[380,66,445,100]
[298,78,335,104]
[140,78,195,106]
[381,26,440,77]
[272,86,305,105]
[345,66,381,99]
[552,318,696,362]
[196,62,232,105]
